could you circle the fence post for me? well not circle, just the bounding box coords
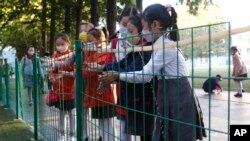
[75,40,83,140]
[33,53,39,140]
[15,58,19,119]
[5,63,10,108]
[0,66,2,103]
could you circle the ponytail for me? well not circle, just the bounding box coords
[168,6,179,41]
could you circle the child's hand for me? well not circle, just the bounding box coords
[97,81,110,95]
[97,71,119,94]
[98,71,118,83]
[87,62,104,72]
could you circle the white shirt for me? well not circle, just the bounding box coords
[119,36,189,83]
[115,39,130,61]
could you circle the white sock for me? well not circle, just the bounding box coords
[68,109,75,134]
[99,118,116,141]
[59,110,66,133]
[83,108,89,139]
[237,81,243,94]
[120,120,132,141]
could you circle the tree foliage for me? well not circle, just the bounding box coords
[178,3,226,59]
[0,0,211,59]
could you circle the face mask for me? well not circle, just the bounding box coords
[127,34,140,45]
[56,45,68,53]
[119,24,128,39]
[79,31,87,42]
[142,29,153,42]
[28,51,34,55]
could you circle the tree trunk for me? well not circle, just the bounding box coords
[49,0,56,55]
[136,0,143,12]
[75,0,83,40]
[90,0,99,26]
[41,0,47,55]
[106,0,117,39]
[64,0,71,34]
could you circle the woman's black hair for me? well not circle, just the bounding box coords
[142,4,179,41]
[128,15,143,33]
[119,6,140,22]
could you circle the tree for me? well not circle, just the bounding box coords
[106,0,117,37]
[75,0,83,39]
[0,0,214,59]
[63,0,72,34]
[90,0,99,26]
[49,0,56,54]
[178,3,226,59]
[41,0,47,54]
[136,0,142,12]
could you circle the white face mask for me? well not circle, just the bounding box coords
[142,29,153,42]
[56,45,68,53]
[28,51,34,55]
[119,24,128,39]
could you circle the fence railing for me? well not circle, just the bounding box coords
[1,22,250,141]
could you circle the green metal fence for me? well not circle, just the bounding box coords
[1,22,250,141]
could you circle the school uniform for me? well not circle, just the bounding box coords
[119,36,206,141]
[49,49,75,111]
[49,49,76,134]
[104,41,155,136]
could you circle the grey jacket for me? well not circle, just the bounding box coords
[21,56,44,77]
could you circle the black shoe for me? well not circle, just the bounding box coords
[69,132,75,137]
[242,89,245,93]
[29,101,33,106]
[234,93,242,97]
[98,137,102,141]
[84,137,89,141]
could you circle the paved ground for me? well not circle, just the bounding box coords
[195,89,250,141]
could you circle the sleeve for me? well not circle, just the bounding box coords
[53,54,75,68]
[214,79,222,90]
[119,49,169,83]
[103,57,127,72]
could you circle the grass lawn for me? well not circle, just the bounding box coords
[0,106,34,141]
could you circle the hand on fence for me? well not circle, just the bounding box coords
[97,71,119,94]
[98,71,119,82]
[87,62,104,72]
[49,73,64,83]
[42,59,54,69]
[58,71,74,77]
[97,81,109,94]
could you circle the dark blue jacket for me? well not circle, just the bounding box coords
[202,77,222,93]
[104,49,155,112]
